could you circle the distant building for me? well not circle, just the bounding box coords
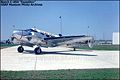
[112,32,119,45]
[95,40,112,45]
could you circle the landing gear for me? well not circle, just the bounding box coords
[17,46,24,53]
[17,45,42,55]
[34,47,42,55]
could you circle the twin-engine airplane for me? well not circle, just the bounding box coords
[11,28,94,54]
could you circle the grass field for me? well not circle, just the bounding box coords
[1,68,119,79]
[0,44,18,49]
[79,44,119,51]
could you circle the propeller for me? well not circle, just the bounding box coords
[88,37,94,48]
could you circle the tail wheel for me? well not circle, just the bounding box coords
[73,47,76,51]
[17,46,24,53]
[34,47,42,55]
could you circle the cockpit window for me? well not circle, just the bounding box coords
[40,32,44,35]
[25,29,38,32]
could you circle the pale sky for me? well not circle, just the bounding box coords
[1,1,119,40]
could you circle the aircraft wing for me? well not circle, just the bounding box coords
[44,35,94,48]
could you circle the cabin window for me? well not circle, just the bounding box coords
[46,34,50,37]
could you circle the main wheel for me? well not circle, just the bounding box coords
[17,46,24,53]
[34,47,42,55]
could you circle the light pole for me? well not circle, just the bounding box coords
[103,33,105,40]
[59,16,62,35]
[87,26,90,36]
[13,25,16,30]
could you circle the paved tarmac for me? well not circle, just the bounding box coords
[1,46,119,71]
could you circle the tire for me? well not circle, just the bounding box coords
[34,47,42,55]
[17,46,24,53]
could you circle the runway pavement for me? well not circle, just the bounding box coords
[1,46,119,71]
